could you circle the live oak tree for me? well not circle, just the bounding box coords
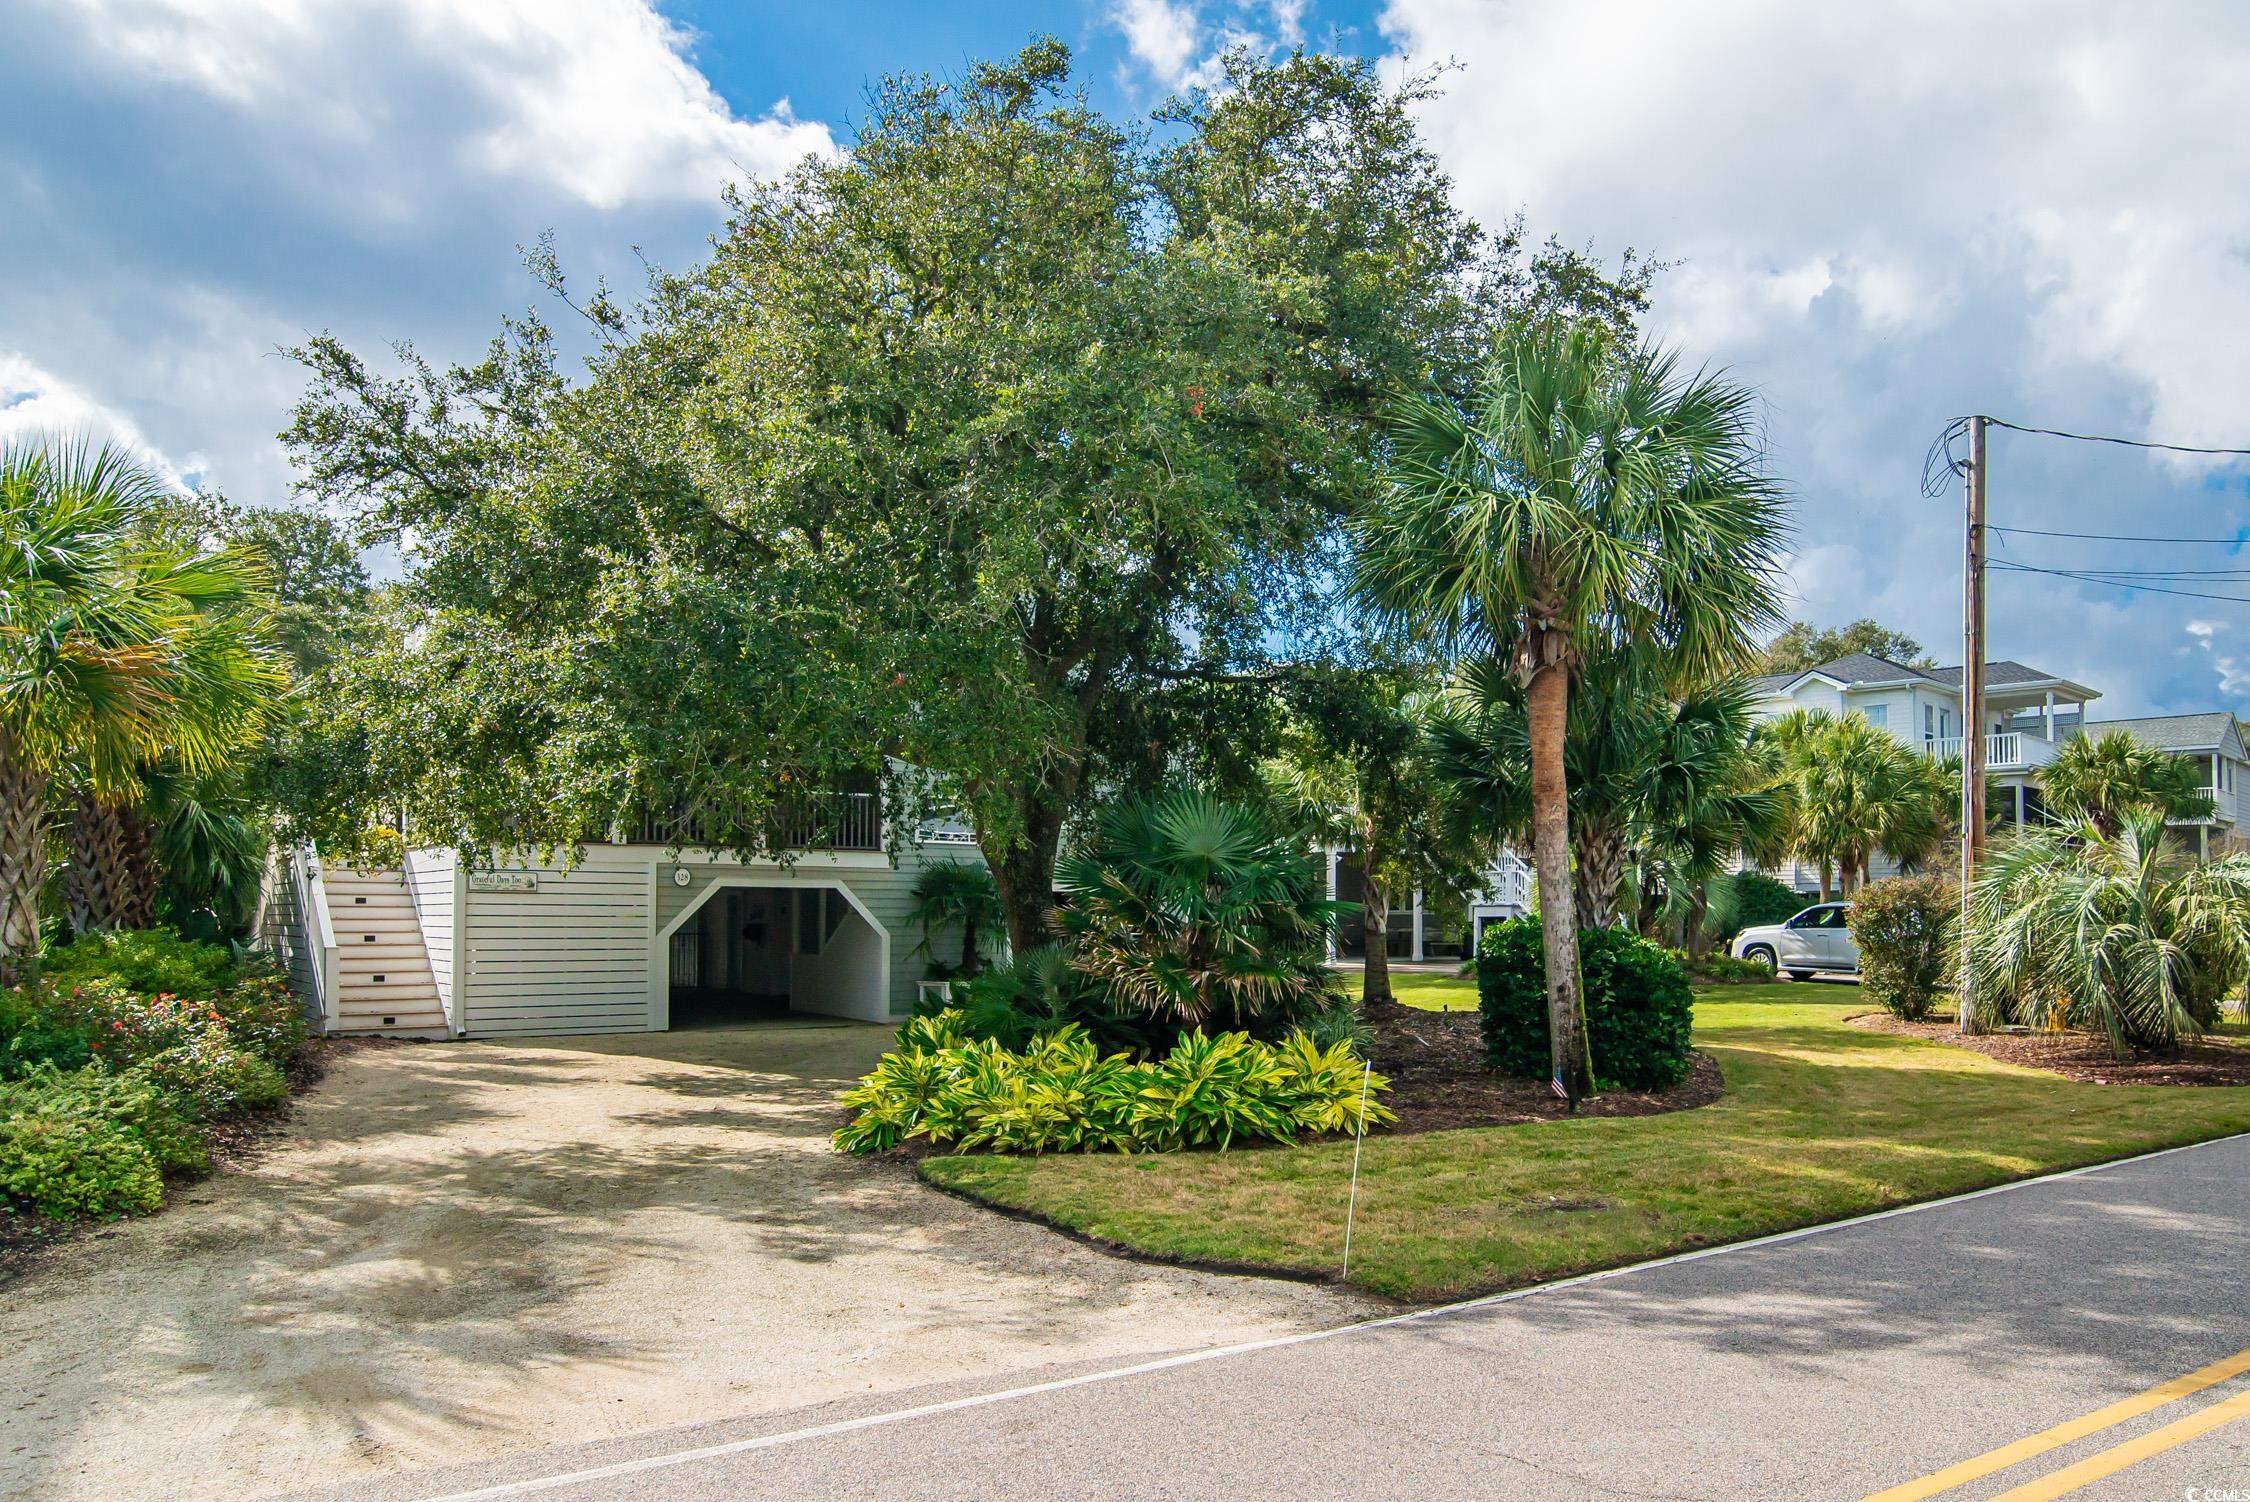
[284,41,1610,952]
[1759,618,1933,675]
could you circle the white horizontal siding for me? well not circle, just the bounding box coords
[403,848,457,1020]
[431,840,988,1036]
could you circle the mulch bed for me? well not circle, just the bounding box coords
[1848,1012,2250,1086]
[1359,999,1725,1133]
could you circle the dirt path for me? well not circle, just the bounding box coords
[0,1025,1368,1502]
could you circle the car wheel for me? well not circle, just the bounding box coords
[1787,969,1815,983]
[1741,944,1776,976]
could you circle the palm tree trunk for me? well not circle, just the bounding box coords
[1573,823,1627,928]
[117,803,157,930]
[1684,885,1711,958]
[0,733,47,980]
[1819,861,1834,903]
[1360,878,1392,1006]
[1526,659,1593,1106]
[66,792,134,934]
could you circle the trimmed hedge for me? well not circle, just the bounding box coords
[1477,919,1696,1090]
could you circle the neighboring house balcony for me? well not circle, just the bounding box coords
[1925,730,2065,772]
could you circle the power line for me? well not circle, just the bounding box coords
[1982,417,2250,459]
[1990,523,2250,547]
[1989,558,2250,606]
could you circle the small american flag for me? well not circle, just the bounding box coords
[1551,1074,1569,1100]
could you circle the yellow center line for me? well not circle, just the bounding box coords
[1856,1345,2250,1502]
[1988,1386,2250,1501]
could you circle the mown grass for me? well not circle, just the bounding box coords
[919,982,2250,1301]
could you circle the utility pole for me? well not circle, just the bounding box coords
[1957,415,1987,1033]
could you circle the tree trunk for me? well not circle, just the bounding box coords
[958,918,981,976]
[116,804,157,930]
[1684,885,1712,959]
[1818,861,1834,903]
[1574,822,1626,928]
[0,734,47,982]
[983,788,1070,960]
[1360,878,1391,1006]
[1525,659,1593,1106]
[66,793,139,935]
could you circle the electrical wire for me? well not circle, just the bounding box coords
[1989,523,2250,547]
[1988,558,2250,606]
[1982,417,2250,459]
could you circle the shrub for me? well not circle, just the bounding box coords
[1702,871,1808,944]
[0,1065,208,1174]
[1055,791,1344,1039]
[1848,876,1958,1021]
[835,1012,1391,1156]
[143,1037,288,1117]
[1478,920,1695,1090]
[1664,948,1769,985]
[0,1107,163,1218]
[204,969,308,1067]
[46,928,238,1001]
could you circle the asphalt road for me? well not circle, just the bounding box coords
[298,1133,2250,1502]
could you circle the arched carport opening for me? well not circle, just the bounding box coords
[652,877,891,1029]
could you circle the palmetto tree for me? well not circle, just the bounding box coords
[1758,709,1952,898]
[1055,790,1346,1034]
[0,439,280,966]
[907,858,1004,976]
[1358,323,1787,1102]
[1968,808,2250,1058]
[2039,728,2214,837]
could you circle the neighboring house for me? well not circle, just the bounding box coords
[1318,846,1533,962]
[266,791,984,1039]
[2079,712,2250,858]
[1746,651,2101,890]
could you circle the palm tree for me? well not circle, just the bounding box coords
[0,439,280,968]
[1359,326,1787,1106]
[1425,650,1777,932]
[1758,710,1951,898]
[1968,808,2250,1057]
[1055,790,1345,1034]
[907,858,1004,976]
[2040,729,2214,837]
[1632,678,1785,949]
[1262,672,1485,1008]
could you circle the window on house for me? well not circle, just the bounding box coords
[1924,705,1935,740]
[1865,704,1887,729]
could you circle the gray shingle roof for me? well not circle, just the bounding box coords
[1753,652,1934,693]
[2081,712,2242,753]
[1921,660,2065,688]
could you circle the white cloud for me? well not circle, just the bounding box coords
[49,0,833,210]
[1379,0,2250,717]
[0,353,194,492]
[1113,0,1203,89]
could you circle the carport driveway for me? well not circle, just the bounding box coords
[0,1025,1364,1502]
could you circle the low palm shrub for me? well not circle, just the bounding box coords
[1479,920,1695,1089]
[1967,811,2250,1057]
[1056,791,1345,1038]
[1848,876,1958,1021]
[834,1011,1392,1156]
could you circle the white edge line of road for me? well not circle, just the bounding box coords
[414,1128,2249,1502]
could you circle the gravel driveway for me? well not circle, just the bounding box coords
[0,1025,1366,1501]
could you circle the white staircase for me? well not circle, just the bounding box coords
[319,868,449,1037]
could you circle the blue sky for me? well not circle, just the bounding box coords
[7,1,2250,717]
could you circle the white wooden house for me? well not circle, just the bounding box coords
[266,797,984,1039]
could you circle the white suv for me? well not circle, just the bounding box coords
[1731,902,1857,982]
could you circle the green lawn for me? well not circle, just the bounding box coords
[919,983,2250,1302]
